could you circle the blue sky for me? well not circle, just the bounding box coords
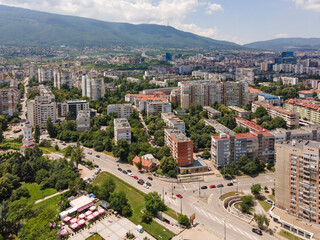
[0,0,319,44]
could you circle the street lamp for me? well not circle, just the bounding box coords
[224,218,227,240]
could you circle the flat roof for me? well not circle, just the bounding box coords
[276,140,320,150]
[165,128,190,142]
[179,159,207,169]
[228,105,249,113]
[70,195,94,210]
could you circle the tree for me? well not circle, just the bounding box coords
[46,117,56,138]
[0,115,8,131]
[144,192,166,215]
[98,177,115,201]
[34,125,40,143]
[242,161,258,175]
[64,145,73,157]
[253,214,270,229]
[113,138,130,162]
[55,144,59,151]
[160,156,177,175]
[254,107,268,118]
[0,129,3,144]
[109,191,130,214]
[240,195,253,214]
[178,214,191,227]
[136,158,143,172]
[251,184,262,196]
[202,150,211,159]
[66,111,72,121]
[270,117,287,129]
[71,144,84,167]
[141,210,153,223]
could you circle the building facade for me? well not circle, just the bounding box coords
[76,110,91,132]
[53,68,72,89]
[146,102,171,116]
[235,68,254,85]
[285,99,320,125]
[58,100,90,120]
[81,73,105,100]
[27,96,56,128]
[114,118,131,144]
[202,106,222,119]
[0,88,20,116]
[228,106,250,118]
[38,67,53,83]
[164,128,193,166]
[161,112,185,133]
[258,93,283,106]
[107,104,133,118]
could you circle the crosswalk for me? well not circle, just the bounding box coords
[164,196,179,206]
[193,205,258,240]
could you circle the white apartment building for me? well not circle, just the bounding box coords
[0,88,20,116]
[38,67,53,83]
[27,96,56,128]
[235,68,254,85]
[107,104,133,118]
[114,118,131,144]
[76,110,91,132]
[146,102,171,116]
[81,73,105,100]
[54,69,72,89]
[161,112,185,133]
[202,106,222,119]
[149,80,168,87]
[273,76,298,85]
[127,77,141,83]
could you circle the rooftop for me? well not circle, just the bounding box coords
[276,139,320,150]
[204,119,235,135]
[286,99,320,111]
[228,105,249,113]
[165,128,191,142]
[248,87,263,94]
[161,112,184,124]
[203,106,221,113]
[114,118,131,129]
[254,101,297,116]
[258,92,282,100]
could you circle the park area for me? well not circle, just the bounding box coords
[94,172,176,240]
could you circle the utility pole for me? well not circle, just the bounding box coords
[224,218,227,240]
[172,183,173,198]
[162,187,164,201]
[237,181,239,193]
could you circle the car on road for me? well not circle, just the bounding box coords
[118,168,122,171]
[209,185,216,188]
[128,172,133,177]
[265,199,274,205]
[139,179,145,184]
[138,180,144,185]
[231,179,237,183]
[227,183,233,186]
[96,155,100,158]
[217,184,224,188]
[146,182,152,187]
[148,176,153,181]
[252,228,262,235]
[122,170,127,174]
[133,176,138,180]
[143,183,149,189]
[201,186,208,189]
[176,194,183,198]
[88,152,92,155]
[94,164,99,168]
[127,169,132,173]
[62,143,66,146]
[88,166,92,170]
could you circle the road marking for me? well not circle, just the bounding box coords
[208,213,222,224]
[244,231,256,240]
[233,227,246,236]
[182,184,187,190]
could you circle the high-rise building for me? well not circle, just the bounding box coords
[114,118,131,144]
[76,110,91,132]
[275,51,297,64]
[161,112,185,133]
[164,128,193,166]
[146,102,171,116]
[235,68,254,85]
[180,81,248,109]
[107,104,133,118]
[53,69,72,89]
[58,100,89,120]
[81,73,105,100]
[275,140,320,224]
[165,53,172,61]
[0,88,20,116]
[285,99,320,125]
[38,67,53,83]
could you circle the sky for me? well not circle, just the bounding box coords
[0,0,319,44]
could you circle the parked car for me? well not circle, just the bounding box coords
[138,180,144,185]
[96,155,100,158]
[127,169,132,173]
[128,172,133,177]
[133,176,139,180]
[209,185,216,188]
[201,186,208,189]
[143,183,149,189]
[176,194,183,198]
[227,183,233,186]
[146,182,152,187]
[231,179,237,183]
[217,184,224,188]
[94,164,99,168]
[252,228,262,235]
[139,179,145,184]
[118,168,122,171]
[88,152,92,155]
[122,170,127,174]
[265,199,274,205]
[148,176,153,181]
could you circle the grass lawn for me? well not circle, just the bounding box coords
[269,194,275,202]
[86,233,105,240]
[36,194,62,212]
[219,191,242,201]
[94,172,175,240]
[103,150,114,157]
[40,146,64,154]
[258,200,272,212]
[279,230,304,240]
[23,183,57,204]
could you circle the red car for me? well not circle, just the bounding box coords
[133,176,138,180]
[209,185,216,188]
[176,194,183,198]
[138,180,143,185]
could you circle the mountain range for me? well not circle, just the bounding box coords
[0,4,320,52]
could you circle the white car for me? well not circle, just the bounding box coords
[231,179,237,183]
[128,172,133,177]
[265,199,274,205]
[143,183,149,189]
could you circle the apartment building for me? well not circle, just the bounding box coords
[146,102,171,116]
[273,76,298,85]
[76,110,91,132]
[248,87,263,102]
[275,140,320,224]
[270,125,320,142]
[127,77,141,83]
[27,96,56,128]
[252,101,299,127]
[211,130,275,167]
[203,106,221,119]
[164,128,193,166]
[53,68,72,89]
[107,104,133,118]
[161,112,185,133]
[228,106,250,118]
[125,92,170,112]
[235,68,254,85]
[81,73,105,100]
[0,88,20,116]
[285,99,320,124]
[204,119,235,135]
[58,100,90,120]
[258,93,283,106]
[38,67,53,83]
[180,81,248,109]
[149,80,168,87]
[114,118,131,144]
[235,117,268,132]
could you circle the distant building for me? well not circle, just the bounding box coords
[132,154,160,172]
[107,104,133,118]
[202,106,221,119]
[298,90,318,99]
[274,51,297,64]
[204,119,235,135]
[235,68,254,85]
[248,87,263,102]
[58,100,89,120]
[258,93,283,106]
[114,118,131,144]
[165,53,172,61]
[0,88,20,116]
[38,67,53,83]
[164,128,193,166]
[285,99,320,125]
[270,125,320,142]
[228,106,250,118]
[81,73,105,100]
[146,101,171,116]
[20,122,37,154]
[273,76,298,85]
[76,110,91,132]
[161,112,185,133]
[127,77,141,83]
[53,69,72,89]
[149,79,168,87]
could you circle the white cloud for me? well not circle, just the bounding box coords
[293,0,320,11]
[276,33,288,38]
[206,3,223,14]
[0,0,222,40]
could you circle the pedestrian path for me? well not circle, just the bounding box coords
[35,189,69,204]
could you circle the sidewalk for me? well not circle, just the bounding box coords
[35,189,69,204]
[172,224,222,240]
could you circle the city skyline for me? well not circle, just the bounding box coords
[0,0,319,44]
